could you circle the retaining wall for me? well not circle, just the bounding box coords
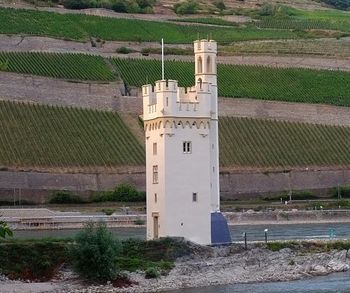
[1,168,350,203]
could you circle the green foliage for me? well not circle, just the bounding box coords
[62,0,156,13]
[332,185,350,198]
[0,239,68,280]
[112,58,350,107]
[92,184,146,202]
[172,17,237,26]
[0,52,114,81]
[49,191,83,204]
[267,241,299,251]
[267,240,350,252]
[0,8,309,43]
[116,47,134,54]
[0,100,145,169]
[134,218,145,225]
[213,0,226,11]
[145,267,160,278]
[0,221,13,239]
[72,222,122,281]
[174,0,199,14]
[219,117,350,168]
[101,208,116,215]
[263,191,317,201]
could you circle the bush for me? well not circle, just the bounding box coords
[91,183,145,202]
[0,240,69,281]
[145,267,160,278]
[116,47,133,54]
[49,191,83,204]
[72,222,122,281]
[332,185,350,198]
[174,0,199,14]
[213,0,226,11]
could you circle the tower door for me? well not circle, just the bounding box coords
[152,213,159,239]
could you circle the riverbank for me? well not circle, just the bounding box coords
[1,240,350,293]
[3,208,350,230]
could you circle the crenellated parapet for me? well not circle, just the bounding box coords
[142,79,215,122]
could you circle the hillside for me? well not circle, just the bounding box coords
[0,100,145,171]
[1,52,349,107]
[1,100,350,171]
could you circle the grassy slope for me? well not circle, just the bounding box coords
[0,8,319,43]
[0,101,145,169]
[113,58,350,107]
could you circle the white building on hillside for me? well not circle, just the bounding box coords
[142,39,230,245]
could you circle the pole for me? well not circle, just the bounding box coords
[264,229,268,244]
[161,38,164,80]
[243,232,247,250]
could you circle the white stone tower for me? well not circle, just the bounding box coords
[142,39,230,245]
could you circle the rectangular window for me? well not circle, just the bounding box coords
[154,193,157,203]
[153,142,157,155]
[192,192,197,202]
[183,141,192,154]
[152,165,158,184]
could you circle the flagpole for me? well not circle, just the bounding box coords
[161,38,164,80]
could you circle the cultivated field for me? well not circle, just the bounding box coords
[0,52,114,81]
[0,101,145,169]
[0,8,330,43]
[219,117,350,168]
[1,101,350,170]
[113,58,350,106]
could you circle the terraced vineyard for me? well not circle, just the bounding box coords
[1,100,350,170]
[0,8,318,43]
[0,101,144,169]
[112,58,350,107]
[219,117,350,168]
[0,52,114,81]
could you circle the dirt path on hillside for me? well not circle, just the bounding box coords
[2,35,350,72]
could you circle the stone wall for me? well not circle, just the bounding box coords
[1,168,350,203]
[0,72,143,112]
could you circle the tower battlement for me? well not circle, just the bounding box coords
[194,39,217,54]
[142,80,213,121]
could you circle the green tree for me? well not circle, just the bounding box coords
[72,222,122,281]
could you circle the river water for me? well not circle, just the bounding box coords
[168,272,350,293]
[13,222,350,241]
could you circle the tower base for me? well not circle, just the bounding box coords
[211,212,231,245]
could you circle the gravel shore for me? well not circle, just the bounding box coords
[2,244,350,293]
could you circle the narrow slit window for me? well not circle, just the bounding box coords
[183,141,192,154]
[153,165,158,184]
[192,193,197,202]
[153,142,157,155]
[154,193,157,203]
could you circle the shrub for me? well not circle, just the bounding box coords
[101,208,115,215]
[0,240,69,281]
[116,47,133,54]
[145,267,160,278]
[72,222,122,281]
[92,183,145,202]
[332,185,350,198]
[174,0,199,14]
[49,191,83,204]
[0,59,9,71]
[213,0,226,11]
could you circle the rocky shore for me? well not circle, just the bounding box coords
[2,242,350,293]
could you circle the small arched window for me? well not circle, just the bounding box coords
[197,56,203,74]
[207,56,212,73]
[198,78,202,89]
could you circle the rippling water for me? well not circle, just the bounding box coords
[13,222,350,241]
[169,272,350,293]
